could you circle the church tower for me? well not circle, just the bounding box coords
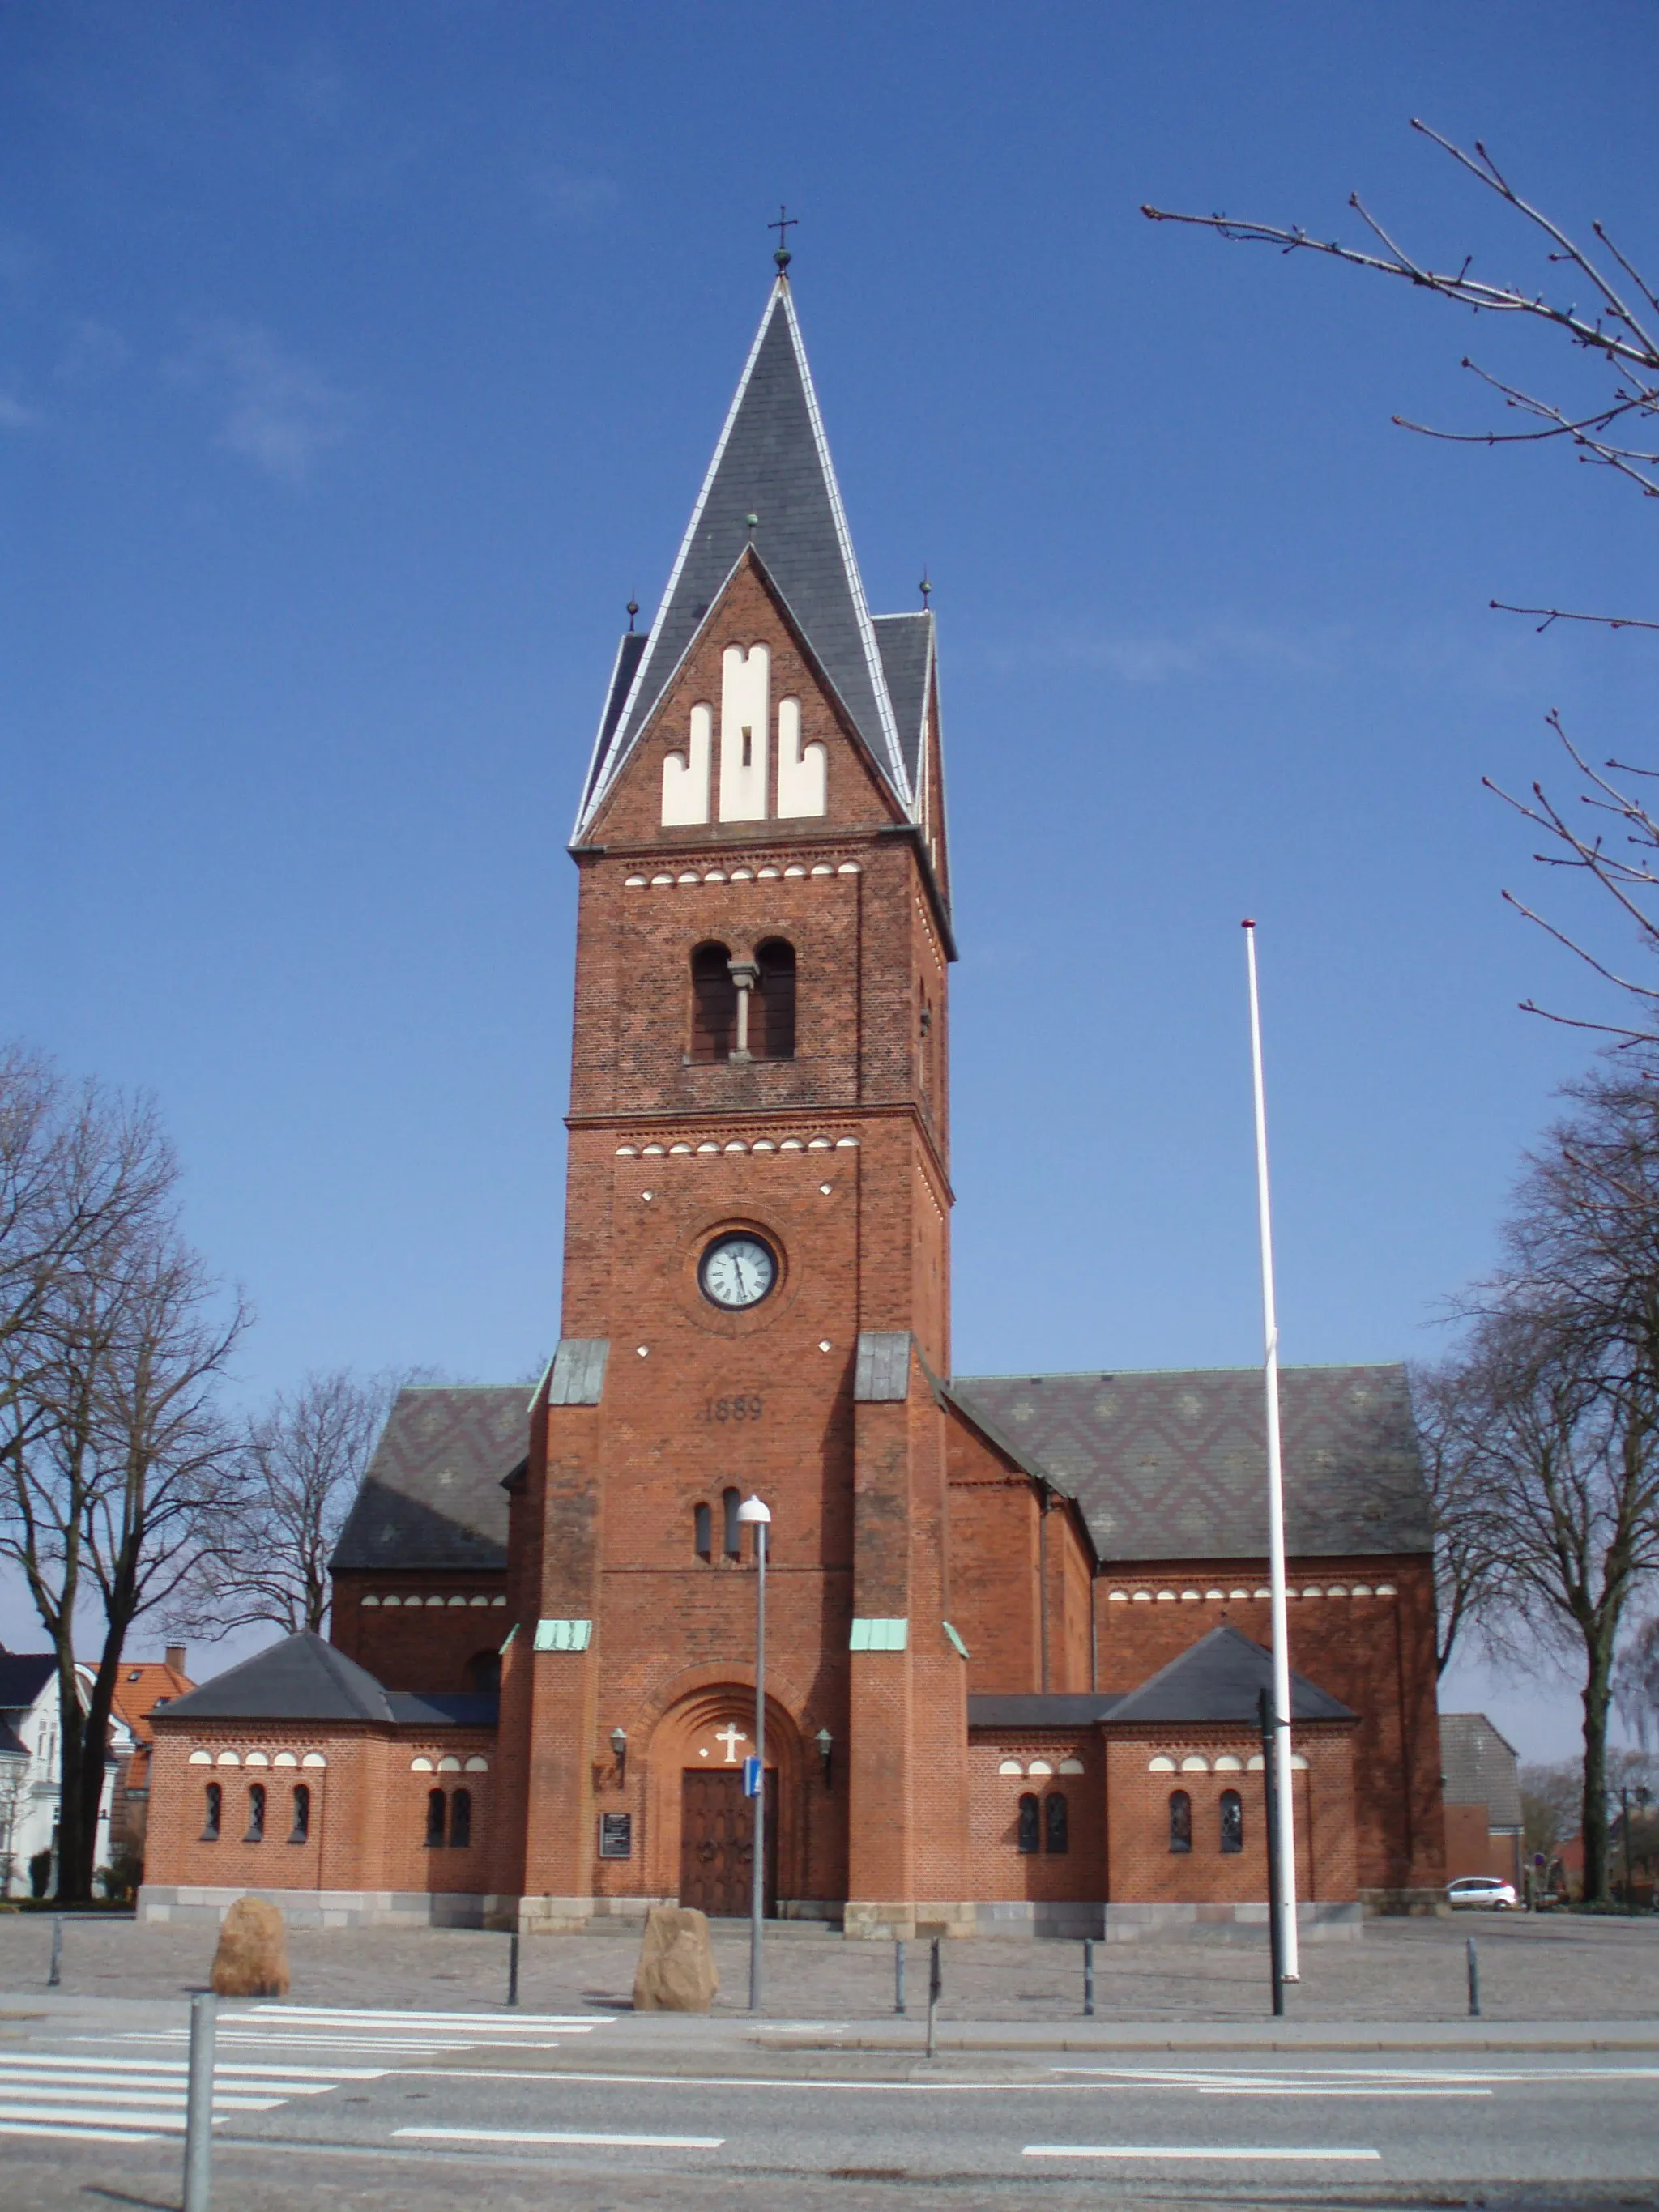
[495,269,972,1936]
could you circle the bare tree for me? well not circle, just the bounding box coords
[0,1048,248,1900]
[1143,126,1659,1045]
[190,1369,403,1637]
[1519,1758,1581,1865]
[1444,1066,1659,1900]
[1407,1358,1503,1675]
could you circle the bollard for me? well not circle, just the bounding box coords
[894,1937,906,2016]
[182,1990,216,2212]
[507,1930,520,2009]
[47,1916,62,1990]
[1082,1936,1094,2018]
[925,1935,941,2061]
[1466,1936,1481,2019]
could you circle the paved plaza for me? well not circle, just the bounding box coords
[3,1907,1657,2025]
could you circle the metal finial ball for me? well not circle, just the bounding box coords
[774,246,791,270]
[627,599,639,618]
[745,513,758,531]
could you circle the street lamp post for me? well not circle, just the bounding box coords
[736,1494,771,2014]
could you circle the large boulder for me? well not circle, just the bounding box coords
[632,1903,719,2013]
[210,1894,290,1998]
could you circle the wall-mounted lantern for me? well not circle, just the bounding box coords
[609,1727,628,1788]
[815,1727,833,1788]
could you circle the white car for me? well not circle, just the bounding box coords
[1447,1875,1519,1910]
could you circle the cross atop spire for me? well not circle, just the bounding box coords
[769,204,798,272]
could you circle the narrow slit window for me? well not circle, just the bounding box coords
[723,1486,742,1561]
[753,938,795,1060]
[1017,1792,1040,1855]
[1220,1789,1243,1854]
[288,1784,311,1844]
[425,1788,447,1848]
[690,942,737,1063]
[1168,1789,1192,1854]
[245,1783,266,1843]
[202,1783,221,1842]
[450,1788,472,1850]
[693,1502,712,1559]
[1045,1792,1069,1856]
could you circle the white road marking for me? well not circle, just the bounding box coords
[0,2056,390,2081]
[1024,2144,1383,2163]
[0,2040,390,2144]
[1200,2086,1489,2098]
[234,2006,606,2028]
[1054,2064,1659,2086]
[0,2120,161,2143]
[395,2126,724,2150]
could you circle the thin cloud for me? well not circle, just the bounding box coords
[0,391,43,432]
[523,163,619,228]
[169,319,352,484]
[987,618,1353,684]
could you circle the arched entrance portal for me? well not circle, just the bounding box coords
[645,1686,804,1918]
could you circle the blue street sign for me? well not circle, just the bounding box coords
[742,1755,761,1798]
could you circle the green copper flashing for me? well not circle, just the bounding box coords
[534,1617,593,1652]
[849,1617,908,1653]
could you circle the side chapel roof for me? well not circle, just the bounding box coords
[155,1631,500,1729]
[1439,1711,1523,1827]
[576,278,915,837]
[329,1386,524,1575]
[1107,1625,1355,1725]
[948,1362,1431,1563]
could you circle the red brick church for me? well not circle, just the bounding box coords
[142,268,1447,1937]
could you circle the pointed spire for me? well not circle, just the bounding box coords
[576,279,910,835]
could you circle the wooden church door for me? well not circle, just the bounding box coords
[680,1769,778,1918]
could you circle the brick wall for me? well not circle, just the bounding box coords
[966,1734,1103,1903]
[331,1575,509,1690]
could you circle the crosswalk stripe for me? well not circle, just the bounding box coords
[0,2120,164,2143]
[237,2006,608,2027]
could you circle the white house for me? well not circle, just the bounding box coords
[0,1653,121,1898]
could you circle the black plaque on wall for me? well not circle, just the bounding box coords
[598,1812,633,1860]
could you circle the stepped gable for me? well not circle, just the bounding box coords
[1107,1625,1354,1726]
[948,1362,1431,1562]
[330,1385,524,1575]
[160,1631,395,1724]
[576,276,911,834]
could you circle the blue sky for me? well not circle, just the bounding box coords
[6,3,1657,1754]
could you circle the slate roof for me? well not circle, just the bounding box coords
[0,1653,55,1711]
[1107,1626,1354,1726]
[158,1633,399,1724]
[330,1387,523,1575]
[1439,1712,1522,1826]
[872,612,933,795]
[969,1694,1122,1728]
[577,279,911,833]
[948,1363,1431,1563]
[0,1716,26,1760]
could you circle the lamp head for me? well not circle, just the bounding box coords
[609,1727,627,1758]
[736,1495,771,1524]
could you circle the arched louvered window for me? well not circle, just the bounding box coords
[288,1784,310,1844]
[753,939,796,1059]
[245,1783,266,1843]
[1045,1792,1069,1856]
[1017,1792,1040,1855]
[690,943,737,1062]
[1168,1789,1192,1854]
[723,1486,742,1561]
[693,1502,712,1560]
[202,1783,221,1842]
[1220,1789,1243,1854]
[425,1788,447,1848]
[450,1789,472,1850]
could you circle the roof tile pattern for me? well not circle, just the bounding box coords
[949,1363,1431,1563]
[1439,1711,1522,1826]
[330,1386,524,1574]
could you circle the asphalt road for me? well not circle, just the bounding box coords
[2,2002,1657,2208]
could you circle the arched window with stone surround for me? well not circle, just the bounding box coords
[690,943,737,1062]
[1017,1792,1040,1855]
[1046,1792,1069,1856]
[425,1788,446,1848]
[450,1789,472,1849]
[288,1784,311,1844]
[1220,1789,1243,1854]
[202,1783,221,1842]
[693,1502,712,1559]
[753,939,796,1059]
[723,1487,742,1561]
[1168,1789,1192,1854]
[245,1783,266,1843]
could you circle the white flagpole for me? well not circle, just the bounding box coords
[1243,919,1300,1983]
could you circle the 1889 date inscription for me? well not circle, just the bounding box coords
[695,1396,763,1424]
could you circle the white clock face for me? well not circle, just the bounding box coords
[699,1233,778,1311]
